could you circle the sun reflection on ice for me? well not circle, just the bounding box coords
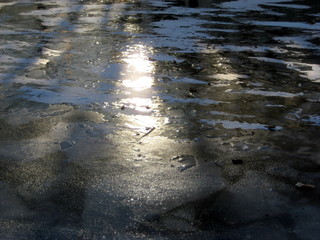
[124,97,153,112]
[121,44,154,91]
[125,115,157,130]
[119,43,158,131]
[122,76,153,91]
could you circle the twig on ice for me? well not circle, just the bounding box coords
[138,127,155,141]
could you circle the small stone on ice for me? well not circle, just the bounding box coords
[60,141,72,150]
[178,165,188,172]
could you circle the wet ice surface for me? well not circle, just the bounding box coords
[0,0,320,239]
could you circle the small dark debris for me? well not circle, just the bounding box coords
[171,155,196,172]
[60,141,72,150]
[232,159,243,165]
[214,161,224,168]
[37,4,46,10]
[189,87,197,93]
[267,126,276,131]
[161,77,171,82]
[121,105,125,110]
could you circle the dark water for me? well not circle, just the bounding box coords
[0,0,319,239]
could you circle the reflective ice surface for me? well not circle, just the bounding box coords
[0,0,319,239]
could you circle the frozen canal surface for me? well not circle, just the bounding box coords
[0,0,319,239]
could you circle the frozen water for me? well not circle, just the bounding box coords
[0,0,319,239]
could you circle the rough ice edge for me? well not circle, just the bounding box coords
[200,119,283,131]
[252,57,320,83]
[234,89,303,98]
